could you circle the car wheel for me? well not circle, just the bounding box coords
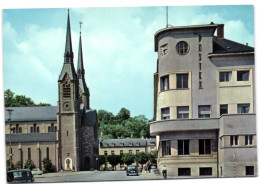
[127,174,129,176]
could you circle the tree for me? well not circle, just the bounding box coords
[122,153,135,166]
[4,89,51,107]
[42,158,55,172]
[99,155,107,169]
[14,160,22,169]
[24,160,35,170]
[6,159,14,171]
[147,153,156,164]
[107,155,121,171]
[135,152,149,169]
[116,108,130,122]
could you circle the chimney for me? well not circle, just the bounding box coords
[217,24,224,39]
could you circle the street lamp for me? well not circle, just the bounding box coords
[7,109,14,170]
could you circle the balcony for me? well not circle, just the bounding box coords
[150,118,219,136]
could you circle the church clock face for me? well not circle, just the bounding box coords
[63,102,72,111]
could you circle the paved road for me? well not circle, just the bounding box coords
[35,170,162,183]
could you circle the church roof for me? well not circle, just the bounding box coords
[6,133,57,143]
[4,106,57,122]
[212,36,254,54]
[100,138,156,148]
[81,109,97,126]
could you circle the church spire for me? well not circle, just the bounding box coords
[64,9,73,63]
[77,22,84,79]
[77,22,90,110]
[58,9,77,81]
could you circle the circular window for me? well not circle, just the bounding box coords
[176,41,189,55]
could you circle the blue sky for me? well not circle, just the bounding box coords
[2,5,255,119]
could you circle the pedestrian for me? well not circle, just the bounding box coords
[148,163,151,173]
[162,165,167,179]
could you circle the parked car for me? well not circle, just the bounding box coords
[7,169,35,183]
[31,168,43,175]
[126,165,138,176]
[151,165,157,173]
[120,165,126,171]
[107,167,114,171]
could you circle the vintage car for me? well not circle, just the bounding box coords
[7,169,34,183]
[126,165,138,176]
[31,168,43,175]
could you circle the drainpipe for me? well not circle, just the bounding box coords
[216,130,219,177]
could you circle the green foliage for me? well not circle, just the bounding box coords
[14,160,22,169]
[6,159,14,171]
[99,155,107,166]
[4,89,51,107]
[135,152,149,168]
[107,155,121,170]
[147,153,156,164]
[24,160,35,170]
[121,153,135,166]
[98,108,150,139]
[42,158,55,172]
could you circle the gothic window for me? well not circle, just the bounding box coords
[46,147,49,160]
[28,148,31,160]
[63,74,71,99]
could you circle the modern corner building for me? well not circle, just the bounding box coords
[5,11,99,171]
[150,23,256,178]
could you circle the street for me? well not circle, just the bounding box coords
[34,170,163,183]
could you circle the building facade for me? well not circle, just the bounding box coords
[5,11,99,172]
[99,138,156,170]
[150,23,256,178]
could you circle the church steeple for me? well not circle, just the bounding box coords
[65,9,73,60]
[58,9,77,81]
[77,22,90,110]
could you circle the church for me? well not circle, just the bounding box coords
[5,10,99,171]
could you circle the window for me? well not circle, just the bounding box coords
[162,141,171,156]
[161,107,170,120]
[16,124,19,133]
[111,143,115,147]
[245,135,253,145]
[48,127,51,133]
[177,106,189,119]
[67,131,69,136]
[136,142,140,146]
[237,70,249,81]
[129,150,132,154]
[63,83,71,99]
[161,75,169,91]
[200,168,212,176]
[178,140,189,155]
[120,143,124,146]
[220,105,228,116]
[237,104,250,113]
[37,127,40,133]
[178,168,191,176]
[111,150,115,155]
[177,74,188,89]
[104,151,108,156]
[33,123,36,133]
[30,127,33,133]
[246,166,254,175]
[199,72,202,79]
[219,71,232,82]
[198,105,211,118]
[199,139,211,155]
[136,150,139,154]
[46,147,49,160]
[176,41,189,55]
[55,126,57,132]
[19,127,22,133]
[120,150,123,155]
[51,123,54,132]
[129,143,133,146]
[28,148,31,160]
[230,135,239,146]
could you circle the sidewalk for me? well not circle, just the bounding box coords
[34,170,98,178]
